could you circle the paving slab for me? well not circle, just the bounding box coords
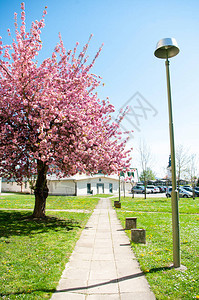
[51,198,156,300]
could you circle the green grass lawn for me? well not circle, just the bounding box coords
[0,194,99,299]
[113,195,199,214]
[115,196,199,300]
[0,193,99,211]
[1,194,198,299]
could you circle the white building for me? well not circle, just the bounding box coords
[47,173,120,196]
[2,169,138,196]
[1,179,31,194]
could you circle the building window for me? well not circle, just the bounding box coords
[99,178,101,182]
[109,183,113,193]
[87,183,92,194]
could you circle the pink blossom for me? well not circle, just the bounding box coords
[0,4,132,184]
[21,2,25,10]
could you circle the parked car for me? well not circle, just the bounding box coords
[157,186,165,193]
[166,187,192,198]
[155,186,160,193]
[183,185,191,189]
[195,187,199,193]
[183,186,192,192]
[159,186,167,193]
[179,187,193,198]
[131,185,151,194]
[146,185,159,193]
[162,186,167,192]
[166,187,172,197]
[193,189,199,197]
[183,186,199,196]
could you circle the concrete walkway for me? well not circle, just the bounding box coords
[51,198,156,300]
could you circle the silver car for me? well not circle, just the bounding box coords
[166,187,192,198]
[147,185,160,193]
[132,186,151,194]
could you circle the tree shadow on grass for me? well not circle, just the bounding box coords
[147,266,173,273]
[0,210,81,238]
[0,288,56,298]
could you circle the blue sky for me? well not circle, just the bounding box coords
[1,0,199,178]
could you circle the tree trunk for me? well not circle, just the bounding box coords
[32,160,49,218]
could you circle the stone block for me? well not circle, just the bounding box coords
[114,201,121,208]
[131,229,146,244]
[125,217,137,229]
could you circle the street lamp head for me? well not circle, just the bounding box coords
[154,38,180,59]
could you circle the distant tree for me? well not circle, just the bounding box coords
[187,154,198,199]
[139,168,155,182]
[176,145,190,185]
[0,3,131,218]
[138,141,152,199]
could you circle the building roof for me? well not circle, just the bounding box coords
[47,173,120,182]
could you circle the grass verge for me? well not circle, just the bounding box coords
[0,194,99,299]
[0,193,99,211]
[112,195,199,214]
[114,197,199,300]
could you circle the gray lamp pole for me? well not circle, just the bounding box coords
[118,174,121,202]
[154,38,180,268]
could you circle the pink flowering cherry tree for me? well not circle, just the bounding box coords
[0,3,131,218]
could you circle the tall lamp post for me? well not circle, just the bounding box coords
[154,38,180,268]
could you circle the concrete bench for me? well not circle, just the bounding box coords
[125,217,137,229]
[114,201,121,208]
[131,228,146,244]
